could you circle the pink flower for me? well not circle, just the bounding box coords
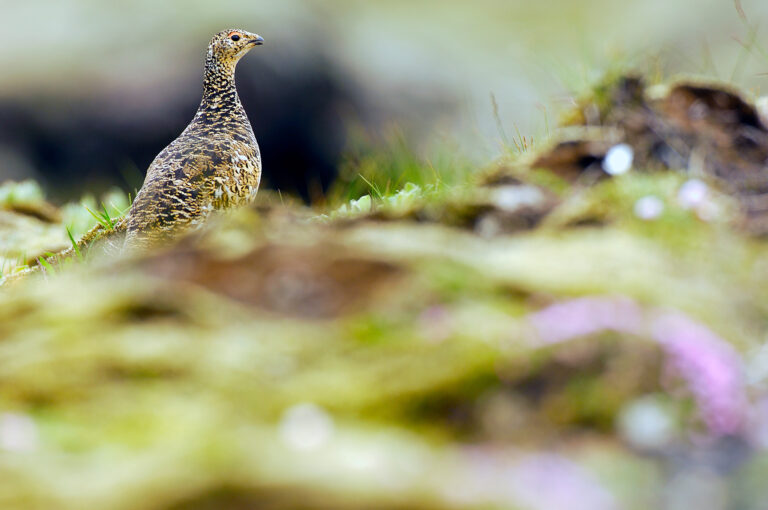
[447,449,619,510]
[652,312,747,436]
[529,296,644,345]
[507,454,619,510]
[527,297,748,437]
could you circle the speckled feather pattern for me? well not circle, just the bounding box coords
[125,29,263,249]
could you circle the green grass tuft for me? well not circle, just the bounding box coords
[329,128,474,207]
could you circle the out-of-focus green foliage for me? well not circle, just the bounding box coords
[329,128,474,206]
[4,74,768,509]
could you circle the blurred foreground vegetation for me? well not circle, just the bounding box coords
[4,74,768,509]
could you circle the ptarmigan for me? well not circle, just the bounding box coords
[124,29,264,249]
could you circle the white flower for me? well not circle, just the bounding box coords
[677,179,708,209]
[279,403,334,451]
[602,144,634,176]
[0,413,38,453]
[634,195,664,220]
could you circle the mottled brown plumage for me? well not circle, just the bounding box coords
[125,29,264,249]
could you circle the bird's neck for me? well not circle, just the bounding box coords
[199,52,243,114]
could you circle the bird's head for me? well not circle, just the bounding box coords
[207,29,264,65]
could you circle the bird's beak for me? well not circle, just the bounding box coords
[250,35,264,46]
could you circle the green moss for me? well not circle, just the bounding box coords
[7,71,768,508]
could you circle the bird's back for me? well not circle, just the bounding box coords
[125,119,261,247]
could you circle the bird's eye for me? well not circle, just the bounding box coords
[230,34,241,42]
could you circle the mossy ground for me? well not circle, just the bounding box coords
[3,75,768,509]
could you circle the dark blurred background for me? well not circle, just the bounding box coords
[0,0,766,202]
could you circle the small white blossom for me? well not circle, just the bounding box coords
[492,185,543,212]
[602,144,634,176]
[0,413,38,453]
[279,403,334,451]
[634,196,664,220]
[677,179,708,209]
[619,398,676,450]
